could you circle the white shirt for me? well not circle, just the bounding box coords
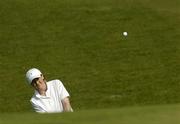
[30,79,70,113]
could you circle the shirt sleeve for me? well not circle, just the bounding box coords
[30,99,46,113]
[56,80,70,100]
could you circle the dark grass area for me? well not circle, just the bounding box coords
[0,0,179,112]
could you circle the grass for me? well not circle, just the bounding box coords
[0,104,180,124]
[0,0,180,113]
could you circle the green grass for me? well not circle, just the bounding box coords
[0,0,180,113]
[0,104,180,124]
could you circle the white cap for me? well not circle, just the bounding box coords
[26,68,42,84]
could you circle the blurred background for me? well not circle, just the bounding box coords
[0,0,180,115]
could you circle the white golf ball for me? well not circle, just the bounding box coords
[123,32,128,36]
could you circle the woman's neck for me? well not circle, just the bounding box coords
[38,90,46,96]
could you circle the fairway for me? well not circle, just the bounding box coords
[0,0,180,123]
[0,104,180,124]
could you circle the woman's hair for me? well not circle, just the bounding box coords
[31,78,39,86]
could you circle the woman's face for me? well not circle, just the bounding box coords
[33,74,47,92]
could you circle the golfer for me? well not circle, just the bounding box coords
[26,68,73,113]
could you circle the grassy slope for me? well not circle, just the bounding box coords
[0,0,180,112]
[0,104,180,124]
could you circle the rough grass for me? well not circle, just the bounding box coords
[0,0,179,112]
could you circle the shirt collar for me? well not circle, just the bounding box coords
[34,90,50,99]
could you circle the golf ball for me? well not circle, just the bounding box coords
[123,32,128,36]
